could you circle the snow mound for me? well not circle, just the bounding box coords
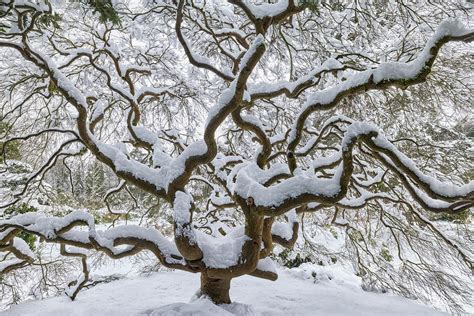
[144,297,254,316]
[3,268,446,316]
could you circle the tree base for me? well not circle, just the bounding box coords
[200,273,232,304]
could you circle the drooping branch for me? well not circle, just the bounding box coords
[231,121,473,216]
[0,233,35,274]
[60,244,89,301]
[176,0,234,81]
[0,211,193,273]
[287,21,474,163]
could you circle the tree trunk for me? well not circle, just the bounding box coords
[200,273,232,304]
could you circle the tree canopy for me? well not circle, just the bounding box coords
[0,0,473,312]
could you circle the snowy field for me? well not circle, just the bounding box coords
[3,266,445,316]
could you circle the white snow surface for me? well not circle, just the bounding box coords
[173,191,193,226]
[3,267,446,316]
[196,227,249,269]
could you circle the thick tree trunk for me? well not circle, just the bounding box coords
[200,273,232,304]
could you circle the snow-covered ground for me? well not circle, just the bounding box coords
[3,266,445,316]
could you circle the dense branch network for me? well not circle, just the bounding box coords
[0,0,473,305]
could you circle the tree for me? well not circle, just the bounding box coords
[0,0,473,309]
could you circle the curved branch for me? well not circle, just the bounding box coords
[288,22,474,155]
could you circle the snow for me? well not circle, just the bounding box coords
[240,114,266,132]
[90,100,105,122]
[1,5,471,315]
[308,20,470,107]
[256,257,277,274]
[229,162,289,188]
[0,228,16,240]
[311,154,341,171]
[242,0,290,19]
[354,168,385,187]
[337,188,389,208]
[210,191,233,206]
[372,134,474,198]
[341,121,378,151]
[40,54,88,109]
[290,20,473,144]
[97,226,181,261]
[0,258,23,273]
[227,116,473,210]
[64,274,86,298]
[173,191,193,226]
[0,211,183,265]
[238,34,264,70]
[271,211,297,241]
[148,297,252,316]
[214,27,247,39]
[12,0,49,12]
[3,267,446,316]
[231,163,342,208]
[249,57,344,99]
[196,227,250,269]
[94,135,207,193]
[12,237,35,258]
[0,210,94,239]
[205,35,265,129]
[272,222,293,240]
[131,126,160,146]
[163,140,208,184]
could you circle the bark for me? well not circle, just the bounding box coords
[200,273,232,304]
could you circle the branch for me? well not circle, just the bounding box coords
[176,0,234,81]
[232,120,473,215]
[0,211,193,274]
[288,21,474,155]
